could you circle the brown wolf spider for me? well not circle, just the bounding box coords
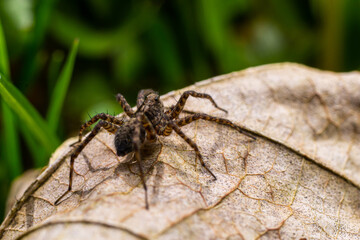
[55,89,255,209]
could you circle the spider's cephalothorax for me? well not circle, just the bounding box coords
[55,89,255,209]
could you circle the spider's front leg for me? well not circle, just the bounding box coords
[54,120,120,205]
[73,113,123,145]
[116,93,135,117]
[140,114,157,142]
[168,91,228,119]
[132,117,149,209]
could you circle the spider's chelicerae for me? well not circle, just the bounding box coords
[55,89,255,209]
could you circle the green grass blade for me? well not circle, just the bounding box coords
[0,73,60,154]
[1,105,22,177]
[0,20,10,77]
[47,50,65,92]
[46,38,79,133]
[0,17,22,178]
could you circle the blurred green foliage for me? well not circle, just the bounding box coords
[1,0,360,221]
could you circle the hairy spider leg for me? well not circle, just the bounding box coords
[165,105,198,116]
[136,89,156,108]
[55,120,120,205]
[116,93,135,117]
[175,113,256,140]
[170,123,217,180]
[74,113,124,144]
[133,116,149,209]
[140,114,157,142]
[169,90,228,119]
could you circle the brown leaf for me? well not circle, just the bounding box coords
[1,63,360,240]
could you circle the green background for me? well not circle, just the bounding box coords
[1,0,360,221]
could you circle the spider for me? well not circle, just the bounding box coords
[54,89,255,209]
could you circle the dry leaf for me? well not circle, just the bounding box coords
[1,63,360,240]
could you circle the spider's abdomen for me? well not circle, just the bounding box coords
[114,121,145,156]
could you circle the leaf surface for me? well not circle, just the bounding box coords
[1,63,360,240]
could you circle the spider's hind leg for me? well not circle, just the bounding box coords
[168,91,228,119]
[55,120,120,205]
[175,113,256,140]
[170,123,217,180]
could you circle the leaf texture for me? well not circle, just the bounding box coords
[1,63,360,240]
